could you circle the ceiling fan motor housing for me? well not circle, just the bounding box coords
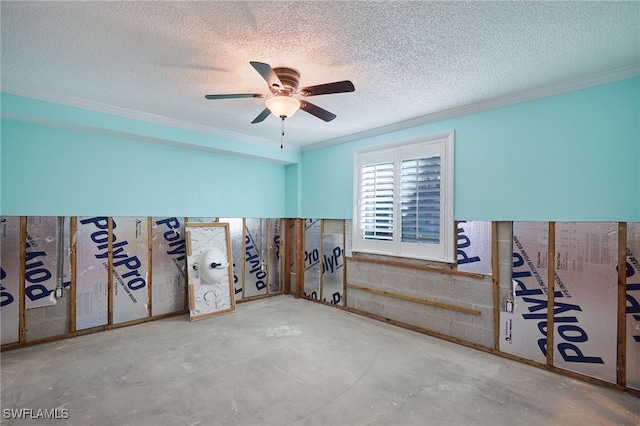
[272,67,300,95]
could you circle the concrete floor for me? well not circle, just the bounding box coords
[1,295,639,426]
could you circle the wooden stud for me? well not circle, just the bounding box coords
[283,219,293,295]
[241,218,247,300]
[346,255,485,279]
[183,218,189,312]
[147,217,153,318]
[296,218,304,298]
[185,230,192,256]
[18,216,26,343]
[342,219,347,307]
[107,217,114,326]
[492,221,500,350]
[617,222,627,386]
[188,284,196,313]
[226,222,236,312]
[546,222,555,368]
[70,217,77,333]
[454,220,459,265]
[266,219,271,295]
[279,218,285,294]
[347,283,482,315]
[319,219,325,302]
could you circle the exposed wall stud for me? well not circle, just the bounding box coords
[546,222,555,368]
[492,221,500,350]
[618,222,627,386]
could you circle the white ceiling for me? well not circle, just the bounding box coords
[1,1,639,151]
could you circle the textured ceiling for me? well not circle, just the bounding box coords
[1,1,639,151]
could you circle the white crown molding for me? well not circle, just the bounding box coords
[2,64,637,155]
[302,64,640,152]
[0,83,301,153]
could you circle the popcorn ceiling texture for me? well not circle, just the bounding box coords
[1,1,638,148]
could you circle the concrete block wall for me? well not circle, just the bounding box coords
[347,222,513,349]
[496,221,514,316]
[25,293,70,341]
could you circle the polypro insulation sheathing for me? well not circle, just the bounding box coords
[627,222,640,390]
[1,216,21,344]
[151,217,186,316]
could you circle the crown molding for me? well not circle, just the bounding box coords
[302,64,640,152]
[2,64,637,155]
[0,84,301,152]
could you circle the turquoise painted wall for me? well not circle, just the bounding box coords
[300,78,640,221]
[1,93,300,165]
[285,163,300,217]
[2,78,638,220]
[1,120,286,217]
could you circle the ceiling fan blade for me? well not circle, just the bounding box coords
[250,61,283,90]
[299,80,355,97]
[299,101,337,122]
[205,94,265,100]
[251,108,271,124]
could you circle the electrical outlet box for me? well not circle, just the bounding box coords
[505,300,514,313]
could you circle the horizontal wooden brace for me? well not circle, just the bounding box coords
[347,283,481,316]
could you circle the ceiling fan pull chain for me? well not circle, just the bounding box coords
[280,116,285,149]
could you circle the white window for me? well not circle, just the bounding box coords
[353,131,455,263]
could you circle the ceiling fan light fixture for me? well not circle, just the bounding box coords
[265,96,300,118]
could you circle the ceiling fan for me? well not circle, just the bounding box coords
[205,61,355,124]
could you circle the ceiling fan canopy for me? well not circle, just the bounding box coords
[205,61,355,124]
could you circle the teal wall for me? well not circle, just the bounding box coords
[1,120,286,217]
[2,78,638,221]
[300,77,640,221]
[285,163,301,217]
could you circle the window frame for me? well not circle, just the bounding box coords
[353,131,455,263]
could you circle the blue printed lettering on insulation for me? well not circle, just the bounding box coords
[80,217,147,297]
[245,232,267,291]
[154,218,186,275]
[623,249,640,343]
[457,222,481,266]
[155,217,186,279]
[304,249,320,270]
[274,235,281,260]
[0,267,15,307]
[24,233,70,302]
[321,246,343,275]
[304,291,318,300]
[512,244,604,364]
[304,219,319,230]
[232,263,241,295]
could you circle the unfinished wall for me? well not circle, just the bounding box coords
[1,216,282,347]
[346,221,497,348]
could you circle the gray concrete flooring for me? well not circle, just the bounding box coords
[1,295,639,426]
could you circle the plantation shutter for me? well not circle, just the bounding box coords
[360,162,394,241]
[400,156,441,244]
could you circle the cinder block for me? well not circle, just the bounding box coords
[450,321,493,347]
[450,278,493,307]
[26,318,69,342]
[382,270,414,292]
[45,295,70,320]
[497,221,513,243]
[355,297,386,318]
[323,219,344,234]
[412,272,452,299]
[25,306,46,322]
[347,262,371,284]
